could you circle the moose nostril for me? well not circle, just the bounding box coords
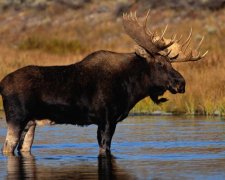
[179,83,185,93]
[175,79,185,93]
[180,87,185,93]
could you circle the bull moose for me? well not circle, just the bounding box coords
[1,11,207,154]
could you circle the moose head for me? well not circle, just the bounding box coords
[123,11,208,104]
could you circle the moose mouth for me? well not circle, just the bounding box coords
[168,85,185,94]
[168,86,178,94]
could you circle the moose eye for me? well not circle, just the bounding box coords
[157,61,164,67]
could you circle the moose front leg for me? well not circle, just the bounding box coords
[17,121,36,152]
[97,123,116,154]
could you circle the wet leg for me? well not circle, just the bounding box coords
[97,123,116,154]
[17,121,36,152]
[2,123,23,154]
[1,96,29,154]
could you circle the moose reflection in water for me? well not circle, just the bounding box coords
[0,11,207,154]
[6,153,133,180]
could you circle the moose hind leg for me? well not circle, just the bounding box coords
[17,121,36,152]
[2,123,22,154]
[2,97,29,154]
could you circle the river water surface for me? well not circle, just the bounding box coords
[0,115,225,179]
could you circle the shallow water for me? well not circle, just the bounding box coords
[0,115,225,179]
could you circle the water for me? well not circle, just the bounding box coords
[0,115,225,179]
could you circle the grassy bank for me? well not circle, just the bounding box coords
[0,7,224,116]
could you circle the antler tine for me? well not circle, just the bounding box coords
[200,50,208,58]
[176,34,183,43]
[146,29,151,36]
[130,11,136,21]
[181,28,192,48]
[194,51,201,59]
[143,10,151,30]
[150,30,155,39]
[171,33,177,42]
[129,12,134,20]
[161,24,168,39]
[134,11,142,27]
[196,36,204,51]
[143,10,155,39]
[123,13,126,19]
[134,11,138,21]
[129,11,132,20]
[183,38,191,54]
[190,50,208,61]
[128,12,131,20]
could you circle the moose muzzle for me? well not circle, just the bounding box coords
[168,78,186,94]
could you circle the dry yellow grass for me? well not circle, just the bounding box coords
[0,7,224,115]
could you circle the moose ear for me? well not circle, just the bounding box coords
[134,45,153,62]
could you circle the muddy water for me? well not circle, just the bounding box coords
[0,115,225,179]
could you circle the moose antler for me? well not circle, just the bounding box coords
[158,27,208,62]
[168,34,208,63]
[123,11,176,55]
[123,10,208,62]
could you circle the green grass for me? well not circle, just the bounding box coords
[18,36,86,55]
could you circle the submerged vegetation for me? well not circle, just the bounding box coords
[0,0,224,116]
